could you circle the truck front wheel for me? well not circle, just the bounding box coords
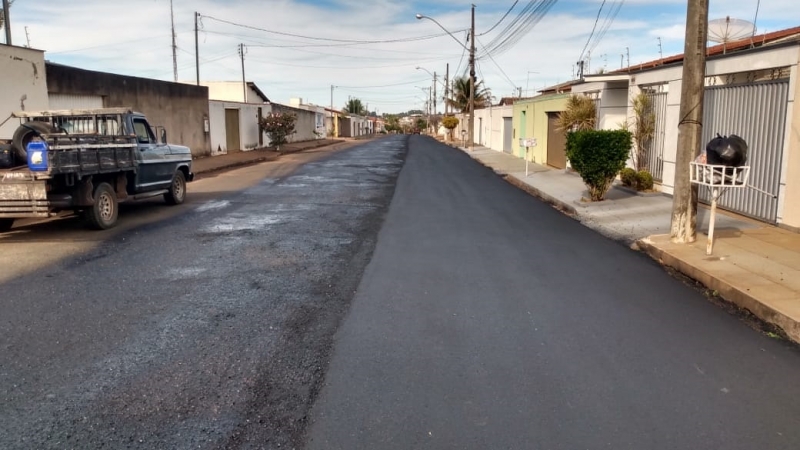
[84,183,118,230]
[0,219,14,232]
[164,171,186,205]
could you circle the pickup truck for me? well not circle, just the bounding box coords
[0,108,193,231]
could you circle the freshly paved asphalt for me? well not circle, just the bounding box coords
[305,136,800,449]
[0,137,406,449]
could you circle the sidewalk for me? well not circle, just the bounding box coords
[192,139,344,175]
[455,143,800,343]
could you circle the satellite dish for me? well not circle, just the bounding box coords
[708,17,756,52]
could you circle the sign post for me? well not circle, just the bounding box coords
[519,138,538,176]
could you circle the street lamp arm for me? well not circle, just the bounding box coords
[416,14,468,51]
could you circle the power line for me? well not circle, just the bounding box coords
[200,13,466,45]
[578,0,607,63]
[478,1,519,36]
[587,0,625,55]
[476,38,517,89]
[480,0,558,58]
[337,79,432,89]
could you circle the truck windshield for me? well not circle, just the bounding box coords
[132,119,155,144]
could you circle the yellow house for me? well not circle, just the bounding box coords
[511,93,570,169]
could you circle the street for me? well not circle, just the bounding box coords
[2,135,800,449]
[0,138,405,449]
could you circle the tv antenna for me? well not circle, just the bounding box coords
[708,16,756,54]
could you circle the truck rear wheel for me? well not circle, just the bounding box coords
[0,219,14,232]
[164,171,186,205]
[84,182,118,230]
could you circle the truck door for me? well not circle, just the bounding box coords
[132,117,172,189]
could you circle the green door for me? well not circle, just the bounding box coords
[519,110,527,158]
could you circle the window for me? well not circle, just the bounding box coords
[133,119,155,144]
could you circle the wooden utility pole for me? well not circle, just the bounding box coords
[444,63,450,115]
[468,4,476,151]
[194,12,200,85]
[433,71,437,116]
[170,0,178,82]
[2,0,11,45]
[670,0,710,243]
[239,43,247,102]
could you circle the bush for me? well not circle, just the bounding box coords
[620,167,637,187]
[636,170,654,191]
[566,129,632,201]
[259,112,297,148]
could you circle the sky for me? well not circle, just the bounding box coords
[3,0,798,115]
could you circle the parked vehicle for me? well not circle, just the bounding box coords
[0,108,193,231]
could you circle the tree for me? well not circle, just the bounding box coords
[441,115,459,141]
[0,0,14,30]
[446,76,492,113]
[414,117,427,132]
[259,112,297,150]
[344,98,366,116]
[557,95,596,133]
[384,114,402,133]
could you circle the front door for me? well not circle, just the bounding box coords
[133,117,173,189]
[519,111,527,158]
[225,109,241,153]
[503,117,512,153]
[546,112,567,169]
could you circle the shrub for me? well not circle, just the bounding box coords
[566,129,632,201]
[259,112,297,148]
[620,167,637,187]
[636,170,654,191]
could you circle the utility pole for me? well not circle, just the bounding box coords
[330,85,336,137]
[444,63,450,115]
[432,71,437,116]
[24,25,29,47]
[658,37,663,60]
[194,12,200,85]
[170,0,178,82]
[626,47,630,70]
[670,0,710,243]
[2,0,11,45]
[468,4,476,151]
[239,43,247,102]
[518,87,523,97]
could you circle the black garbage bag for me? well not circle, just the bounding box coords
[706,133,748,167]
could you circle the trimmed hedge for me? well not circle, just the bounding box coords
[636,170,654,191]
[620,167,637,187]
[566,129,632,201]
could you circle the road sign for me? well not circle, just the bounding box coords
[519,138,537,148]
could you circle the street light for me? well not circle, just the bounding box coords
[416,6,476,151]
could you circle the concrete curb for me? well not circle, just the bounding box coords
[504,175,578,216]
[637,237,800,344]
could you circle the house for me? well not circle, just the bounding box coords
[510,93,571,167]
[572,25,800,228]
[199,81,270,104]
[289,98,327,139]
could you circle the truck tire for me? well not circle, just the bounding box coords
[84,182,118,230]
[164,171,186,205]
[12,122,57,160]
[0,219,14,233]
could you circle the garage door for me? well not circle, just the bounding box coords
[48,94,104,110]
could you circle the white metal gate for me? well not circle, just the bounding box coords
[644,92,668,181]
[700,79,789,223]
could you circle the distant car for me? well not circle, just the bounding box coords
[412,129,421,134]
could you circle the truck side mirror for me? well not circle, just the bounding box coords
[160,128,167,144]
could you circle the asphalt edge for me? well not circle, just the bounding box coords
[637,237,800,344]
[194,139,346,176]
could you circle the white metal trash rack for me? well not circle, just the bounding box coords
[689,162,750,255]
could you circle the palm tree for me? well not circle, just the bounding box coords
[343,98,366,116]
[446,76,492,113]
